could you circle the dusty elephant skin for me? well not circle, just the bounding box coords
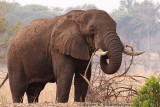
[3,9,125,103]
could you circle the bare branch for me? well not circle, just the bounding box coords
[84,51,96,77]
[154,4,160,24]
[121,45,134,75]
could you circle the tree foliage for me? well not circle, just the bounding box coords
[0,0,22,64]
[131,76,160,107]
[6,3,97,25]
[111,0,160,53]
[0,16,8,35]
[6,3,56,25]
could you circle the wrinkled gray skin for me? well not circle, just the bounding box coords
[4,9,124,103]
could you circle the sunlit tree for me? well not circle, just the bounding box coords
[112,0,160,52]
[0,0,22,64]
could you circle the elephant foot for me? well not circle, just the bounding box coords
[56,79,73,103]
[11,87,26,103]
[56,97,68,103]
[26,82,46,103]
[12,96,24,103]
[27,93,39,103]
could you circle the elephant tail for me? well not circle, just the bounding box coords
[0,73,8,88]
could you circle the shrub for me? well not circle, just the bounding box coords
[131,76,160,107]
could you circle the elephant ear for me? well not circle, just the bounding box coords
[51,17,90,60]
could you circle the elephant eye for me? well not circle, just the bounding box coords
[90,28,95,33]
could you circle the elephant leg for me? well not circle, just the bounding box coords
[10,80,26,103]
[52,53,75,103]
[74,65,91,102]
[8,60,28,103]
[12,89,25,103]
[56,68,74,103]
[26,83,46,103]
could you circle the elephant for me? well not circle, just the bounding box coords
[0,9,144,103]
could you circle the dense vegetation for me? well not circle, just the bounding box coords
[131,76,160,107]
[0,1,22,64]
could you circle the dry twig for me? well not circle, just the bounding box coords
[84,46,146,103]
[154,4,160,24]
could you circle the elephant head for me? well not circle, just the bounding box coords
[78,10,124,74]
[51,9,143,74]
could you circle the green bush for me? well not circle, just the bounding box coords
[131,76,160,107]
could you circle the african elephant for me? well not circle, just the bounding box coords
[0,9,143,103]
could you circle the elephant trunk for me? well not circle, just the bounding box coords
[99,31,124,74]
[100,51,122,74]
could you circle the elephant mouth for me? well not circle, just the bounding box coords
[88,46,97,55]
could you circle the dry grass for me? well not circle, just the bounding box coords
[0,70,11,104]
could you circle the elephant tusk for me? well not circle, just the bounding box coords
[98,49,108,56]
[123,49,145,56]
